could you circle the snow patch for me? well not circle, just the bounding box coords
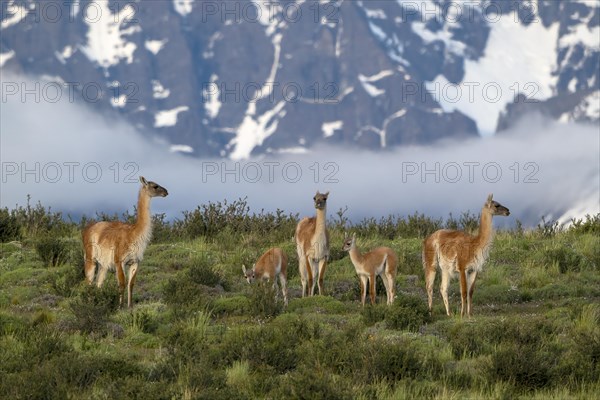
[228,34,285,160]
[357,70,394,97]
[40,75,65,84]
[358,75,385,97]
[71,1,80,18]
[561,90,600,122]
[145,40,168,55]
[173,0,194,16]
[367,21,387,42]
[55,46,74,64]
[364,8,386,19]
[152,80,171,99]
[322,121,343,138]
[170,145,194,153]
[581,91,600,119]
[274,147,309,154]
[1,0,28,29]
[154,106,189,128]
[426,11,559,135]
[572,0,600,7]
[203,74,221,119]
[559,23,600,50]
[111,95,127,108]
[251,0,282,37]
[357,109,406,148]
[0,50,15,68]
[411,21,466,56]
[80,0,139,68]
[203,32,223,58]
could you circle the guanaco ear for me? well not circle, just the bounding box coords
[315,191,320,197]
[352,232,356,240]
[140,176,148,186]
[242,265,247,274]
[344,232,348,239]
[323,191,329,198]
[486,193,493,205]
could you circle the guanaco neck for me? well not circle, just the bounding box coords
[314,207,327,236]
[133,189,152,238]
[475,208,494,249]
[348,243,364,266]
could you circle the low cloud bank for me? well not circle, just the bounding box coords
[2,75,598,227]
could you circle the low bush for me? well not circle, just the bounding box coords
[569,214,600,235]
[386,294,431,331]
[361,304,387,326]
[51,263,85,297]
[163,258,227,317]
[0,208,22,242]
[68,282,120,335]
[36,236,72,267]
[272,365,353,400]
[545,246,583,273]
[212,295,251,316]
[247,283,283,319]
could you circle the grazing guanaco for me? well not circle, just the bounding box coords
[342,233,398,306]
[423,194,510,317]
[295,191,330,297]
[82,176,168,308]
[242,247,288,306]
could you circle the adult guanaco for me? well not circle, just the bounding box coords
[423,194,510,317]
[242,247,288,306]
[342,233,398,306]
[82,176,168,308]
[295,191,329,297]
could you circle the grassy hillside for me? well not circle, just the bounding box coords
[0,200,599,399]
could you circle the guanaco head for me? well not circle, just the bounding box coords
[140,176,169,197]
[313,191,329,210]
[342,233,356,251]
[242,264,256,283]
[484,194,510,216]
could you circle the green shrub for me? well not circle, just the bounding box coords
[569,214,600,235]
[248,283,283,319]
[219,316,319,374]
[488,341,555,389]
[367,337,440,381]
[361,303,387,326]
[163,258,227,317]
[36,236,71,267]
[0,208,22,242]
[51,264,85,297]
[545,247,583,273]
[188,258,226,288]
[272,365,353,400]
[287,295,349,314]
[212,295,251,316]
[386,294,431,331]
[68,282,120,335]
[163,275,215,318]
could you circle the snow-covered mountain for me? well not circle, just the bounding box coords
[1,0,598,158]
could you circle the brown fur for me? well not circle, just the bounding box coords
[82,177,168,308]
[242,247,288,306]
[295,191,330,297]
[423,194,510,317]
[342,233,398,306]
